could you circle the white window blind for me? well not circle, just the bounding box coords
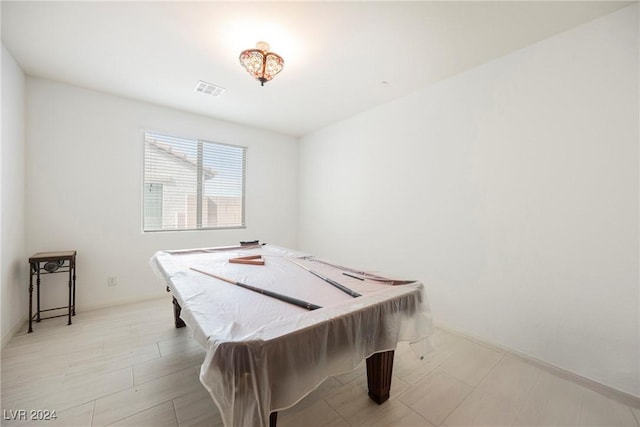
[143,132,246,232]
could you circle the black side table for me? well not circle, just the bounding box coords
[28,251,77,333]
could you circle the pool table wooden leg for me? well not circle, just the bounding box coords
[366,350,395,404]
[172,297,186,328]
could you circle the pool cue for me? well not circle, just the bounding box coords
[342,272,365,281]
[303,257,415,286]
[190,267,322,311]
[285,258,361,298]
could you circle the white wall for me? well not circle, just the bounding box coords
[26,78,298,311]
[299,5,639,397]
[1,44,27,347]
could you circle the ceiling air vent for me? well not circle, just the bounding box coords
[194,80,225,97]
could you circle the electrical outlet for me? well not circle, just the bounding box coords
[107,276,117,286]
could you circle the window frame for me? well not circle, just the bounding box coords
[142,131,247,233]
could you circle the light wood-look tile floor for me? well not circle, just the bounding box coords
[1,298,638,427]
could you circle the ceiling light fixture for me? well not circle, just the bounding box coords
[239,41,284,86]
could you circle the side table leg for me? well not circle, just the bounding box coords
[172,297,186,328]
[67,262,73,325]
[269,412,277,427]
[366,350,395,404]
[72,259,76,316]
[36,267,41,322]
[28,264,34,333]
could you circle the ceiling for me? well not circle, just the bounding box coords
[1,1,632,137]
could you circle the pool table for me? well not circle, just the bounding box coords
[151,244,432,427]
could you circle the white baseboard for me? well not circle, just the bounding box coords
[75,294,168,313]
[434,322,640,409]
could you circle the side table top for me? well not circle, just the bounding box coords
[29,251,77,263]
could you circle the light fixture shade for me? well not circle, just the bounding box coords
[239,42,284,86]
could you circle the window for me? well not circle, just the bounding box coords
[143,131,246,231]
